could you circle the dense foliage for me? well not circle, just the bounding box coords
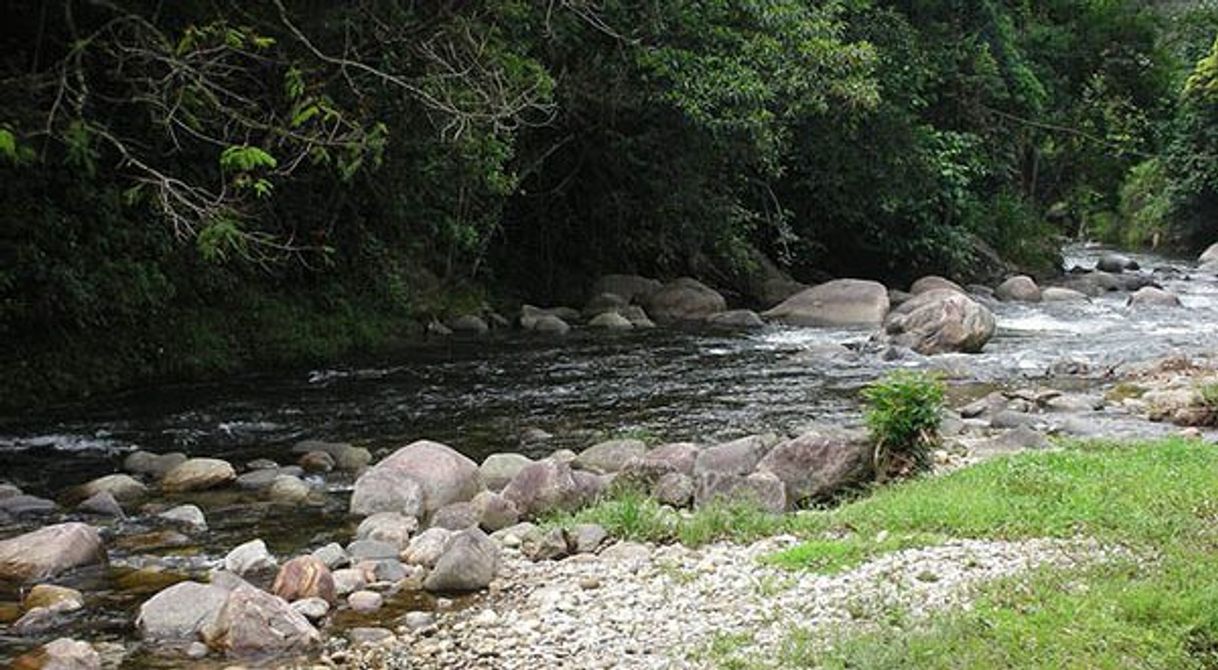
[862,370,945,477]
[1,1,1215,407]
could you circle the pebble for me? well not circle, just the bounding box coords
[348,590,383,613]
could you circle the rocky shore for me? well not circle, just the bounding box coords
[2,244,1216,668]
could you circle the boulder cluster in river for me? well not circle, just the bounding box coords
[2,245,1215,667]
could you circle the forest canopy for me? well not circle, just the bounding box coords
[2,0,1216,407]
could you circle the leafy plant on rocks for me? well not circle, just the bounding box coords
[862,371,945,479]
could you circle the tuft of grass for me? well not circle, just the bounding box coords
[766,531,944,574]
[863,371,945,476]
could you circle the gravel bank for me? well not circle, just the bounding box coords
[337,535,1130,669]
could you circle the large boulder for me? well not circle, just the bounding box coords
[588,311,634,330]
[351,440,479,516]
[693,434,780,477]
[355,512,418,548]
[761,279,889,327]
[479,453,534,492]
[706,310,766,329]
[0,523,106,581]
[583,292,629,318]
[573,439,647,475]
[1041,287,1089,302]
[1201,242,1218,265]
[402,528,454,568]
[693,471,786,513]
[422,529,500,593]
[1063,271,1122,296]
[642,278,727,323]
[201,586,319,657]
[884,289,996,355]
[137,581,230,641]
[755,432,873,505]
[471,491,520,532]
[1096,253,1138,273]
[161,458,236,493]
[614,442,701,491]
[500,459,584,518]
[272,556,336,605]
[1127,286,1182,308]
[994,275,1042,302]
[590,275,662,304]
[909,276,964,295]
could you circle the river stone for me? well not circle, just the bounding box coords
[448,314,489,334]
[24,585,84,613]
[694,434,780,478]
[1041,287,1088,302]
[480,453,534,492]
[291,597,330,621]
[158,504,207,531]
[224,539,277,578]
[402,528,453,568]
[501,459,584,518]
[643,277,727,323]
[348,468,425,518]
[348,590,384,613]
[11,638,101,670]
[267,475,310,503]
[756,431,873,505]
[334,446,373,472]
[350,626,395,647]
[471,491,519,532]
[588,311,634,330]
[584,292,629,317]
[762,279,890,327]
[994,275,1041,302]
[78,491,124,518]
[0,523,106,581]
[693,471,786,513]
[332,569,366,597]
[137,581,229,641]
[574,439,647,475]
[706,309,765,329]
[533,314,571,334]
[884,288,996,355]
[571,524,609,554]
[298,451,335,473]
[652,472,694,508]
[201,585,319,657]
[247,458,279,470]
[0,494,56,516]
[354,440,480,516]
[1200,242,1218,264]
[1199,260,1218,274]
[161,458,236,493]
[523,527,569,562]
[619,305,656,328]
[910,275,965,295]
[423,528,499,593]
[272,556,335,604]
[76,474,147,503]
[311,543,350,570]
[356,512,418,548]
[1064,271,1123,296]
[490,522,542,550]
[0,483,20,499]
[124,451,187,479]
[643,442,700,477]
[235,468,279,491]
[347,539,398,561]
[591,275,662,304]
[1127,286,1181,308]
[403,611,436,631]
[431,501,480,530]
[1097,253,1138,272]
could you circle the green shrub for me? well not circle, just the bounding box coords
[862,371,945,477]
[1116,158,1173,248]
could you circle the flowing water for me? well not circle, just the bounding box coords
[1,243,1217,664]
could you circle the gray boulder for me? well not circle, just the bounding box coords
[588,311,634,330]
[158,504,207,532]
[693,471,786,513]
[1041,287,1089,302]
[423,529,500,593]
[0,523,106,581]
[161,458,236,493]
[78,491,125,517]
[201,585,319,657]
[584,292,629,317]
[574,439,647,475]
[479,453,534,492]
[351,440,480,516]
[909,276,965,295]
[123,451,187,479]
[501,459,584,518]
[884,289,996,355]
[533,314,571,334]
[994,275,1041,302]
[1127,286,1181,308]
[13,638,101,670]
[402,528,454,568]
[755,431,873,505]
[448,314,489,334]
[590,275,663,304]
[75,474,147,503]
[571,524,609,554]
[349,468,425,518]
[431,501,480,530]
[1097,253,1138,273]
[471,491,519,532]
[652,472,694,508]
[224,539,277,578]
[706,310,765,329]
[762,279,889,327]
[693,434,780,477]
[642,278,727,323]
[1201,242,1218,264]
[355,512,418,548]
[137,581,229,641]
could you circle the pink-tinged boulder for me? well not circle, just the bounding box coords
[350,440,480,517]
[422,529,500,593]
[755,431,873,505]
[11,637,100,670]
[136,581,229,641]
[272,556,336,605]
[501,459,584,518]
[201,586,319,657]
[0,523,106,581]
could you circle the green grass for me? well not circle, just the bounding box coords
[730,438,1218,669]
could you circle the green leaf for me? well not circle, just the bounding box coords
[219,145,278,172]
